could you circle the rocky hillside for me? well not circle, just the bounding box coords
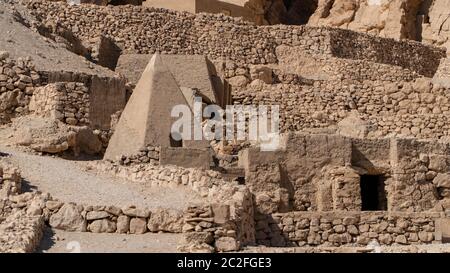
[249,0,449,52]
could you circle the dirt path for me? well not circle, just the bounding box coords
[0,145,204,209]
[37,227,181,253]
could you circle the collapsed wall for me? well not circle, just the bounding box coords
[0,161,45,253]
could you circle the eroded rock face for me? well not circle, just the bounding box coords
[307,0,421,39]
[306,0,450,52]
[245,0,319,25]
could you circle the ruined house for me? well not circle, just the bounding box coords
[3,0,450,253]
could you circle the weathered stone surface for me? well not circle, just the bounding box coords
[212,204,230,224]
[49,203,86,232]
[147,208,183,233]
[129,217,147,234]
[46,200,63,211]
[215,237,240,252]
[183,232,214,245]
[89,219,116,233]
[116,215,130,234]
[86,211,111,221]
[121,206,151,218]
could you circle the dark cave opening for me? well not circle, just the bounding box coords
[280,0,319,25]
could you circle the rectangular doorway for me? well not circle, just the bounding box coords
[360,175,387,211]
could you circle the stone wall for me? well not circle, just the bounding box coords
[45,198,253,252]
[113,146,161,166]
[255,211,442,247]
[433,58,450,88]
[0,51,41,124]
[0,157,254,252]
[234,71,450,139]
[92,160,256,250]
[40,71,127,131]
[0,51,126,134]
[47,201,185,234]
[30,82,90,126]
[23,1,450,141]
[27,1,444,75]
[389,138,450,212]
[329,28,444,77]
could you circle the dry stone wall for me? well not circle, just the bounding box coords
[0,157,252,252]
[40,70,127,131]
[30,82,90,126]
[23,1,450,141]
[92,160,256,250]
[27,1,444,75]
[255,211,442,247]
[389,138,450,212]
[113,146,161,166]
[329,28,443,77]
[433,58,450,88]
[234,71,450,139]
[0,51,42,124]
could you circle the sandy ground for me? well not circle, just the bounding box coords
[37,227,181,253]
[0,144,204,209]
[0,1,116,77]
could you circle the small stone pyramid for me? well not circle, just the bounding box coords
[104,53,190,160]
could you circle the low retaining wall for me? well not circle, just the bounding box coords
[255,211,443,247]
[45,200,252,252]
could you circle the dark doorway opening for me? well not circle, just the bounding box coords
[360,175,387,211]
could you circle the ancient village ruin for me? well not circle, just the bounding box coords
[2,0,450,253]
